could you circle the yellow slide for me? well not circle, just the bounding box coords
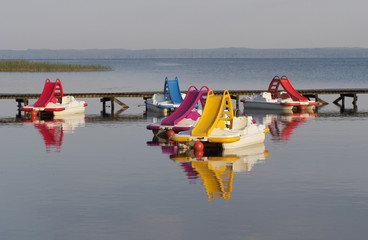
[191,90,234,137]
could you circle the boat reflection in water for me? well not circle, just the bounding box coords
[147,134,177,155]
[245,110,317,142]
[27,113,86,152]
[170,143,269,201]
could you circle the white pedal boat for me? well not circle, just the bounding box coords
[241,76,318,113]
[171,90,269,150]
[22,78,87,116]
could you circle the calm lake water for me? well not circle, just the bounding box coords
[1,58,368,240]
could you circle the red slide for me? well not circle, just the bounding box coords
[268,76,308,102]
[34,79,64,107]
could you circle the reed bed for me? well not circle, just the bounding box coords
[0,60,111,72]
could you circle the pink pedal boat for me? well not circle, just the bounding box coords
[147,85,209,136]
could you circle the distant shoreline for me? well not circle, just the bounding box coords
[1,47,368,59]
[0,60,111,72]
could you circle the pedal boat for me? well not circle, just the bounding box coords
[21,79,87,116]
[147,86,208,136]
[145,77,186,114]
[171,90,269,150]
[241,76,318,113]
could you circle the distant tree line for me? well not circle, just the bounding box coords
[1,47,368,59]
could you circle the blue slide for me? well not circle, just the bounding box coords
[163,77,184,105]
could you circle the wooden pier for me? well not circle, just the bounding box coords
[1,88,368,115]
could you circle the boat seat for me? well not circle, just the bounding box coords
[231,117,249,132]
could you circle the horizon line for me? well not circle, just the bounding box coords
[1,47,368,51]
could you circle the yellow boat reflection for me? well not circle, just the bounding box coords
[170,143,268,201]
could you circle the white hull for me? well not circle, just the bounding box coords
[23,96,87,116]
[145,93,185,114]
[222,132,265,149]
[145,102,174,115]
[243,101,294,113]
[173,116,267,150]
[53,106,86,116]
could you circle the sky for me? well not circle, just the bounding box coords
[1,0,368,50]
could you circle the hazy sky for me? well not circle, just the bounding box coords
[1,0,368,50]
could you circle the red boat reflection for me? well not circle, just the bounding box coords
[24,114,86,152]
[265,112,317,142]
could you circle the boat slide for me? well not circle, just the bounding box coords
[147,85,209,133]
[145,77,185,114]
[22,79,87,115]
[164,77,184,105]
[268,75,309,102]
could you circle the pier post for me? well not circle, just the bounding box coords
[333,94,358,113]
[100,97,110,115]
[100,97,129,116]
[352,93,358,109]
[15,99,28,117]
[231,95,240,116]
[236,95,239,110]
[111,98,114,114]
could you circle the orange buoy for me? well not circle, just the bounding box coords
[31,110,37,120]
[31,109,37,117]
[194,150,204,160]
[167,129,175,138]
[194,140,204,151]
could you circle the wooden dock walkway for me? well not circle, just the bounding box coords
[1,88,368,115]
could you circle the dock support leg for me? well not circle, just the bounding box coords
[101,97,129,116]
[236,95,239,110]
[333,94,358,113]
[101,97,109,116]
[231,95,240,116]
[352,93,358,110]
[111,98,114,114]
[15,99,28,117]
[235,95,240,116]
[113,98,129,116]
[113,98,129,109]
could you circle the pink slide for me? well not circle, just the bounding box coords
[34,79,64,107]
[161,86,209,126]
[268,76,308,102]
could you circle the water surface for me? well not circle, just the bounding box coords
[1,58,368,240]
